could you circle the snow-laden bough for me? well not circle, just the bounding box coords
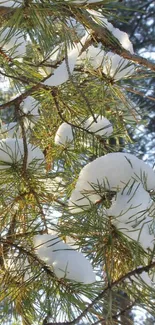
[120,217,154,251]
[20,96,40,121]
[55,115,113,147]
[105,182,154,250]
[0,27,26,58]
[34,234,95,284]
[106,182,153,229]
[1,122,22,138]
[77,11,135,80]
[0,139,44,169]
[43,33,89,87]
[78,46,135,81]
[54,123,74,146]
[68,153,155,213]
[83,114,113,136]
[102,52,135,81]
[87,10,134,54]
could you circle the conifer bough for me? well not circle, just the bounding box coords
[0,1,155,325]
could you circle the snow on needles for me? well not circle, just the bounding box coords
[69,152,155,212]
[54,123,74,146]
[20,96,40,117]
[106,182,152,229]
[78,46,135,81]
[78,10,135,80]
[106,183,154,250]
[43,33,89,87]
[0,139,44,169]
[87,10,134,54]
[43,12,135,86]
[0,27,26,58]
[34,234,96,284]
[54,115,113,146]
[84,115,113,136]
[68,152,155,251]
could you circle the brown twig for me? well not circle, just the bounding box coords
[46,262,155,325]
[0,81,52,111]
[124,86,155,102]
[1,4,155,72]
[92,300,135,325]
[51,88,100,134]
[0,238,70,288]
[73,9,155,72]
[14,103,28,174]
[0,47,12,62]
[28,187,48,233]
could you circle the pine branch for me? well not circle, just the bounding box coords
[0,238,71,288]
[46,262,155,325]
[1,3,155,71]
[0,3,71,21]
[0,81,52,111]
[45,300,136,325]
[124,86,155,102]
[92,300,135,325]
[0,2,112,21]
[0,2,154,323]
[51,88,97,134]
[0,6,14,19]
[27,186,48,233]
[73,9,155,72]
[14,103,28,173]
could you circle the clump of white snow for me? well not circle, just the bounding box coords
[78,45,105,69]
[69,187,101,214]
[104,181,154,251]
[0,27,26,58]
[87,10,134,54]
[77,10,135,80]
[102,52,135,81]
[68,153,155,213]
[20,96,40,121]
[121,217,154,251]
[55,115,113,148]
[84,114,113,136]
[1,122,22,138]
[19,96,40,133]
[43,33,89,87]
[34,234,95,284]
[0,139,44,169]
[54,123,73,146]
[78,46,135,81]
[107,182,152,229]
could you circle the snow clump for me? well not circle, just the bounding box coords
[69,152,155,213]
[34,234,96,284]
[0,139,44,169]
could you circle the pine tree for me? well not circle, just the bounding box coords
[0,1,155,325]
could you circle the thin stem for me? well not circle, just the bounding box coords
[124,86,155,101]
[74,9,155,72]
[14,104,28,174]
[46,262,155,325]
